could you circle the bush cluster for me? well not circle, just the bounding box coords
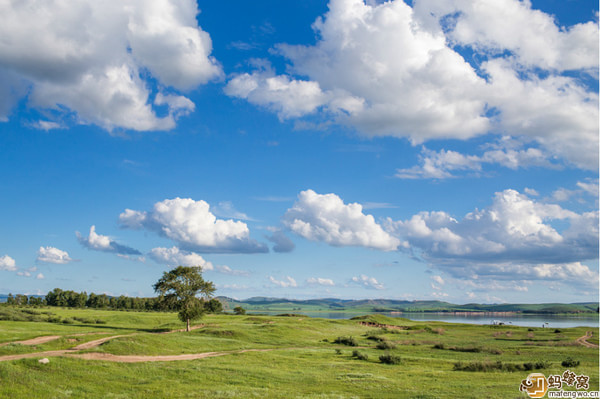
[453,360,550,372]
[334,336,358,346]
[379,353,401,365]
[376,341,396,350]
[352,350,369,361]
[561,357,580,367]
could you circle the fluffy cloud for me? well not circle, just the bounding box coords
[350,275,384,290]
[481,58,598,170]
[120,198,268,253]
[77,225,141,255]
[386,189,599,284]
[0,0,221,130]
[396,143,556,179]
[148,246,213,270]
[414,0,598,71]
[37,246,73,264]
[268,276,297,288]
[225,70,333,119]
[282,189,402,251]
[226,0,598,169]
[228,0,488,140]
[551,179,599,203]
[0,255,17,271]
[307,277,335,286]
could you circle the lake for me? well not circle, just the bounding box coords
[247,311,599,328]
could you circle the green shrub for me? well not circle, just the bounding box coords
[453,360,550,372]
[365,334,385,342]
[376,341,396,350]
[379,353,401,365]
[352,350,368,361]
[334,336,358,346]
[561,357,580,367]
[233,306,246,315]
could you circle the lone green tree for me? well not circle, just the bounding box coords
[153,266,216,332]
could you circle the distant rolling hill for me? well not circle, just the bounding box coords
[216,296,599,315]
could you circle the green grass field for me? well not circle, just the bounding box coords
[0,306,598,398]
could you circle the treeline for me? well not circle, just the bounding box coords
[3,288,223,313]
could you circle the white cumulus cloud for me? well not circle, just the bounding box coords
[77,225,141,255]
[350,275,384,290]
[0,255,17,271]
[415,0,598,71]
[226,0,598,169]
[306,277,335,286]
[37,246,73,264]
[148,246,213,270]
[388,189,597,264]
[268,276,297,288]
[120,198,267,253]
[0,0,222,130]
[386,189,599,286]
[282,189,403,251]
[396,142,556,179]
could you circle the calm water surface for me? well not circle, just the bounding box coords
[248,311,599,328]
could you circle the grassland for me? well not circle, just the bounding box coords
[0,306,598,398]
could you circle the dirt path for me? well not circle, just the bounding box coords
[69,334,137,350]
[0,343,280,363]
[0,324,270,363]
[576,331,599,348]
[0,336,62,346]
[0,324,205,350]
[0,331,108,347]
[0,324,313,364]
[66,348,274,363]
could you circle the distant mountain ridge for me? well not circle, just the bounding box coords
[217,296,599,314]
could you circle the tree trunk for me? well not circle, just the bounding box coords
[187,318,190,332]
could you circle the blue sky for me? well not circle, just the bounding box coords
[0,0,598,304]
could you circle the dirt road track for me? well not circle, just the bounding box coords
[66,348,273,363]
[0,326,280,363]
[576,331,599,348]
[0,336,62,346]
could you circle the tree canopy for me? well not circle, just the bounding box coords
[153,266,216,331]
